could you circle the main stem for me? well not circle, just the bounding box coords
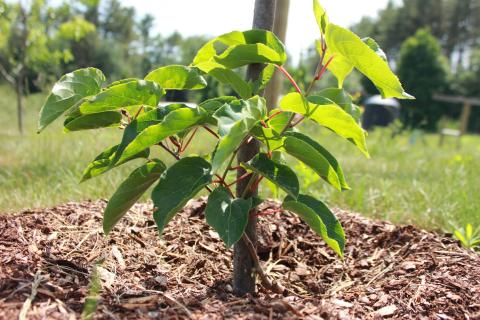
[233,0,276,297]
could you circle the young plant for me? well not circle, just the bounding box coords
[38,1,412,294]
[454,223,480,251]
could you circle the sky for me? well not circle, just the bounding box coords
[121,0,391,61]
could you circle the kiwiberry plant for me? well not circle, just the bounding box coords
[38,1,412,294]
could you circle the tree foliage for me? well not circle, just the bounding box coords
[397,29,449,130]
[37,0,412,294]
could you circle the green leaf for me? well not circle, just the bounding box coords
[38,68,106,132]
[283,194,345,257]
[325,23,413,99]
[250,63,275,94]
[466,224,473,240]
[152,157,212,236]
[313,0,329,34]
[214,44,285,69]
[316,39,353,88]
[283,132,349,191]
[145,65,207,90]
[105,78,136,89]
[318,88,360,121]
[63,111,122,132]
[205,187,251,247]
[193,29,287,69]
[280,93,369,157]
[268,109,292,134]
[454,230,466,244]
[362,37,387,61]
[117,106,207,163]
[211,96,267,172]
[243,153,299,198]
[196,61,252,99]
[103,160,166,235]
[79,80,165,114]
[81,145,149,182]
[111,104,191,165]
[199,96,237,115]
[317,37,388,88]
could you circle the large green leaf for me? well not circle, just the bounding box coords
[63,111,122,132]
[211,96,267,172]
[205,186,251,247]
[250,63,275,94]
[243,153,299,198]
[152,157,212,236]
[280,92,369,157]
[316,39,353,88]
[318,88,360,121]
[193,29,287,69]
[325,23,413,99]
[199,96,236,115]
[283,194,345,257]
[79,80,165,114]
[283,132,349,191]
[117,106,207,164]
[313,0,329,34]
[111,104,191,165]
[81,145,149,182]
[207,67,252,99]
[38,68,106,132]
[103,160,166,235]
[195,61,252,98]
[145,65,207,90]
[214,44,285,69]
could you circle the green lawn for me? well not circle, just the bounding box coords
[1,85,479,232]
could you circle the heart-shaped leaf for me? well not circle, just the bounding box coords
[205,186,252,247]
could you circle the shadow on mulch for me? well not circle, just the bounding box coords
[0,199,479,319]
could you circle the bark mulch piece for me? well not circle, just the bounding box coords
[0,199,479,319]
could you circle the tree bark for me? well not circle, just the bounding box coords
[16,76,24,135]
[264,0,290,110]
[233,0,276,297]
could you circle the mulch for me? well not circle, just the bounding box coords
[0,199,479,319]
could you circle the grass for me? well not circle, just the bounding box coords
[0,85,479,232]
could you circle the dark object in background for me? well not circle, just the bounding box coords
[165,90,188,102]
[362,95,400,130]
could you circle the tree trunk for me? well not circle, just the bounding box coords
[16,76,24,135]
[233,0,276,297]
[264,0,290,110]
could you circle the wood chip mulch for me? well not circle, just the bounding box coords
[0,199,479,319]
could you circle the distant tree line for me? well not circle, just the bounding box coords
[354,0,480,131]
[1,0,480,132]
[291,0,480,132]
[0,0,223,132]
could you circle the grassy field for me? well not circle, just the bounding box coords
[0,85,479,232]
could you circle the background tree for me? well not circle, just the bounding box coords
[0,0,81,133]
[397,29,449,130]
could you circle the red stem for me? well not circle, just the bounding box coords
[276,65,302,94]
[251,176,264,192]
[227,172,251,188]
[316,55,335,81]
[267,110,283,121]
[202,125,219,139]
[181,127,198,153]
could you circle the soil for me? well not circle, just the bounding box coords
[0,199,479,319]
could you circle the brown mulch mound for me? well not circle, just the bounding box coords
[0,199,479,319]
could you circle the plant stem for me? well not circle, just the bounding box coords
[275,65,302,94]
[202,125,220,139]
[159,142,180,160]
[234,0,275,297]
[180,127,198,153]
[241,234,285,294]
